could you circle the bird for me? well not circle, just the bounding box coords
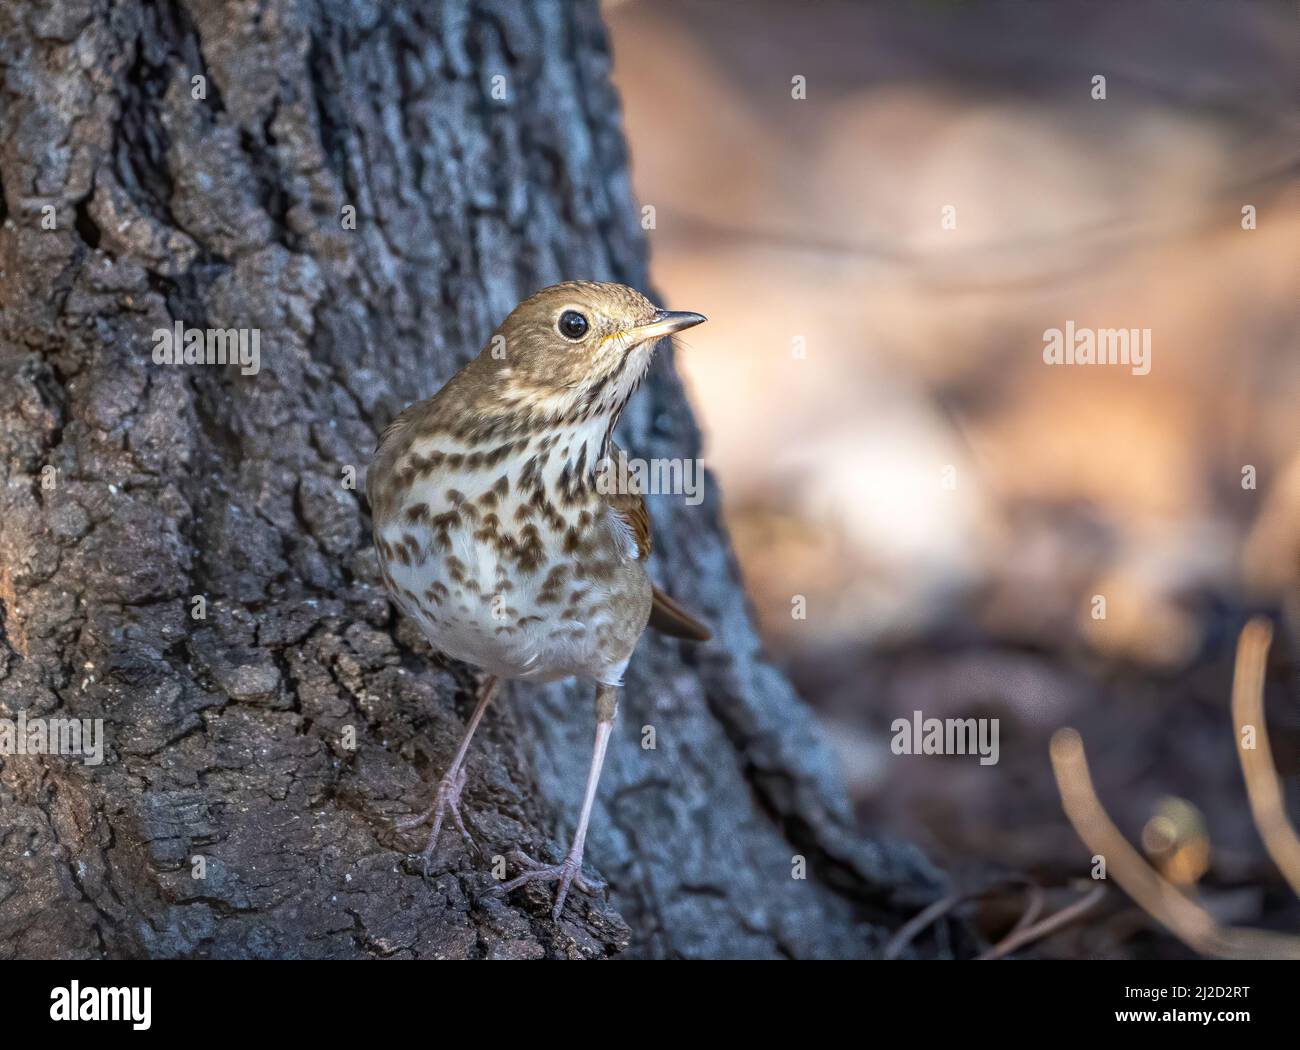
[367,280,711,919]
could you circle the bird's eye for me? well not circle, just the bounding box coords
[558,310,589,341]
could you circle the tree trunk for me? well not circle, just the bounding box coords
[0,0,940,959]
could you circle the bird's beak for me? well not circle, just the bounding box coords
[627,309,707,343]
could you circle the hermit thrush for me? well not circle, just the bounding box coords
[367,281,710,919]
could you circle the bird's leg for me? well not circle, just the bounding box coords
[396,674,498,873]
[499,683,617,919]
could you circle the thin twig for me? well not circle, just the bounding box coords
[1231,617,1300,897]
[883,879,1035,959]
[977,885,1106,960]
[882,891,973,960]
[1006,882,1046,939]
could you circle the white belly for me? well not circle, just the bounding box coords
[377,501,639,686]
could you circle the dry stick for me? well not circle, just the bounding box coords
[1050,726,1300,959]
[1007,882,1046,938]
[976,884,1107,960]
[882,880,1035,960]
[882,891,974,960]
[1231,617,1300,897]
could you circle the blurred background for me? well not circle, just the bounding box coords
[605,0,1299,957]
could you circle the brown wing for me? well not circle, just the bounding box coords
[605,462,711,643]
[606,486,653,561]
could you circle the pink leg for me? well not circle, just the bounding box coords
[499,683,617,919]
[397,675,498,874]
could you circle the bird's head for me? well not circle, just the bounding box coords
[475,280,706,428]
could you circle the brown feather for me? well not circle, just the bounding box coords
[606,487,653,561]
[603,439,654,560]
[649,585,712,642]
[602,453,709,641]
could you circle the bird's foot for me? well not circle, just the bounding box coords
[395,766,476,874]
[496,849,601,920]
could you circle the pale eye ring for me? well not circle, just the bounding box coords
[558,309,589,341]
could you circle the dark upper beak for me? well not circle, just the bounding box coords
[628,309,708,342]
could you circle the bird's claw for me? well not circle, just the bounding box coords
[395,766,477,874]
[494,849,599,919]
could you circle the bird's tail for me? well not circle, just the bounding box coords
[648,585,712,642]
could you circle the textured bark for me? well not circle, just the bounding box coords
[0,0,940,959]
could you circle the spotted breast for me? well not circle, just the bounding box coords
[369,407,652,687]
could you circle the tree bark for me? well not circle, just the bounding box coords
[0,0,940,959]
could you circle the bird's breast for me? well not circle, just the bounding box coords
[371,429,650,682]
